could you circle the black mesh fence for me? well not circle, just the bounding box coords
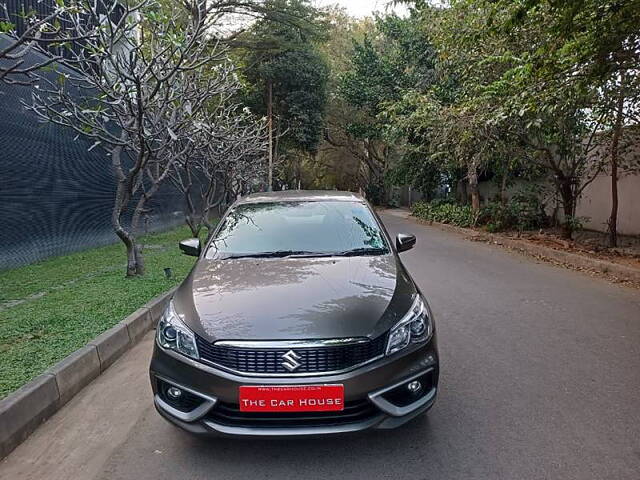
[2,0,122,62]
[0,35,187,270]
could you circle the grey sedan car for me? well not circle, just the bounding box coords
[149,190,439,436]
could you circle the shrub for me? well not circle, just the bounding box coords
[564,215,588,233]
[412,201,478,228]
[412,194,548,232]
[479,193,548,232]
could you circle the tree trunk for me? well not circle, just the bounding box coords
[134,244,145,276]
[296,156,302,189]
[558,178,575,240]
[560,220,573,240]
[500,171,509,204]
[112,181,143,276]
[609,146,619,247]
[184,188,201,238]
[267,79,273,192]
[468,163,480,211]
[457,178,467,205]
[124,240,137,277]
[131,172,165,234]
[274,117,281,184]
[110,145,143,277]
[123,172,166,276]
[181,167,201,239]
[129,162,172,277]
[186,217,201,239]
[608,74,625,247]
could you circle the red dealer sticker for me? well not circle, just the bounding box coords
[239,385,345,412]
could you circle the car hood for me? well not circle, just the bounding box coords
[173,255,416,342]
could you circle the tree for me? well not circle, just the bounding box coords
[486,0,640,241]
[0,1,84,84]
[310,10,374,192]
[390,0,615,237]
[337,9,438,203]
[170,101,268,239]
[30,0,228,276]
[238,0,328,190]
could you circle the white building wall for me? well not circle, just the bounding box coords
[576,172,640,235]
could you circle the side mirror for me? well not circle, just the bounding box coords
[396,233,416,253]
[179,238,201,257]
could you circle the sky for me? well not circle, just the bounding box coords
[314,0,408,18]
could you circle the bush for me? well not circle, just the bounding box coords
[412,201,478,228]
[479,194,548,232]
[412,194,548,232]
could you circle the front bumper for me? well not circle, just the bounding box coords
[149,337,439,437]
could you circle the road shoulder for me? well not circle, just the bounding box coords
[382,208,640,288]
[0,333,155,480]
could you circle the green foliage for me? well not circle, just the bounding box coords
[563,215,588,234]
[0,225,205,398]
[365,182,386,206]
[386,150,443,200]
[479,194,548,233]
[0,21,14,33]
[340,37,399,118]
[412,200,478,228]
[239,0,329,156]
[339,12,436,131]
[258,48,329,153]
[413,193,549,233]
[361,0,640,238]
[340,13,435,109]
[336,10,439,198]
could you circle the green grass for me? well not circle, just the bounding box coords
[0,226,200,398]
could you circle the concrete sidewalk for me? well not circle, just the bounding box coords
[0,333,155,480]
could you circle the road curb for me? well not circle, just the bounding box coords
[49,345,100,407]
[412,216,640,284]
[0,288,174,461]
[89,323,132,372]
[0,374,59,460]
[124,307,153,344]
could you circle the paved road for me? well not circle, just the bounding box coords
[2,211,640,480]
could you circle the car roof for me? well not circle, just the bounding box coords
[235,190,366,205]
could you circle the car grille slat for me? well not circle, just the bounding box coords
[195,334,387,375]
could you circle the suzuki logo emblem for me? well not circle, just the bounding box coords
[281,350,302,372]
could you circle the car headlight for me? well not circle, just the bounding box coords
[386,294,433,356]
[157,300,199,360]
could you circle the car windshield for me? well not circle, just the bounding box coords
[207,200,389,259]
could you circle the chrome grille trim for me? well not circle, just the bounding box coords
[194,334,388,377]
[197,354,386,378]
[214,338,369,349]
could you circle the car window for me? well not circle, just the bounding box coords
[207,201,389,258]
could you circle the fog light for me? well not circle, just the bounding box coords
[407,380,422,393]
[167,387,182,399]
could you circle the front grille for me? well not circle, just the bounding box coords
[195,334,387,375]
[206,399,379,428]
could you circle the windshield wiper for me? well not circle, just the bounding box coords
[333,247,388,257]
[223,250,329,259]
